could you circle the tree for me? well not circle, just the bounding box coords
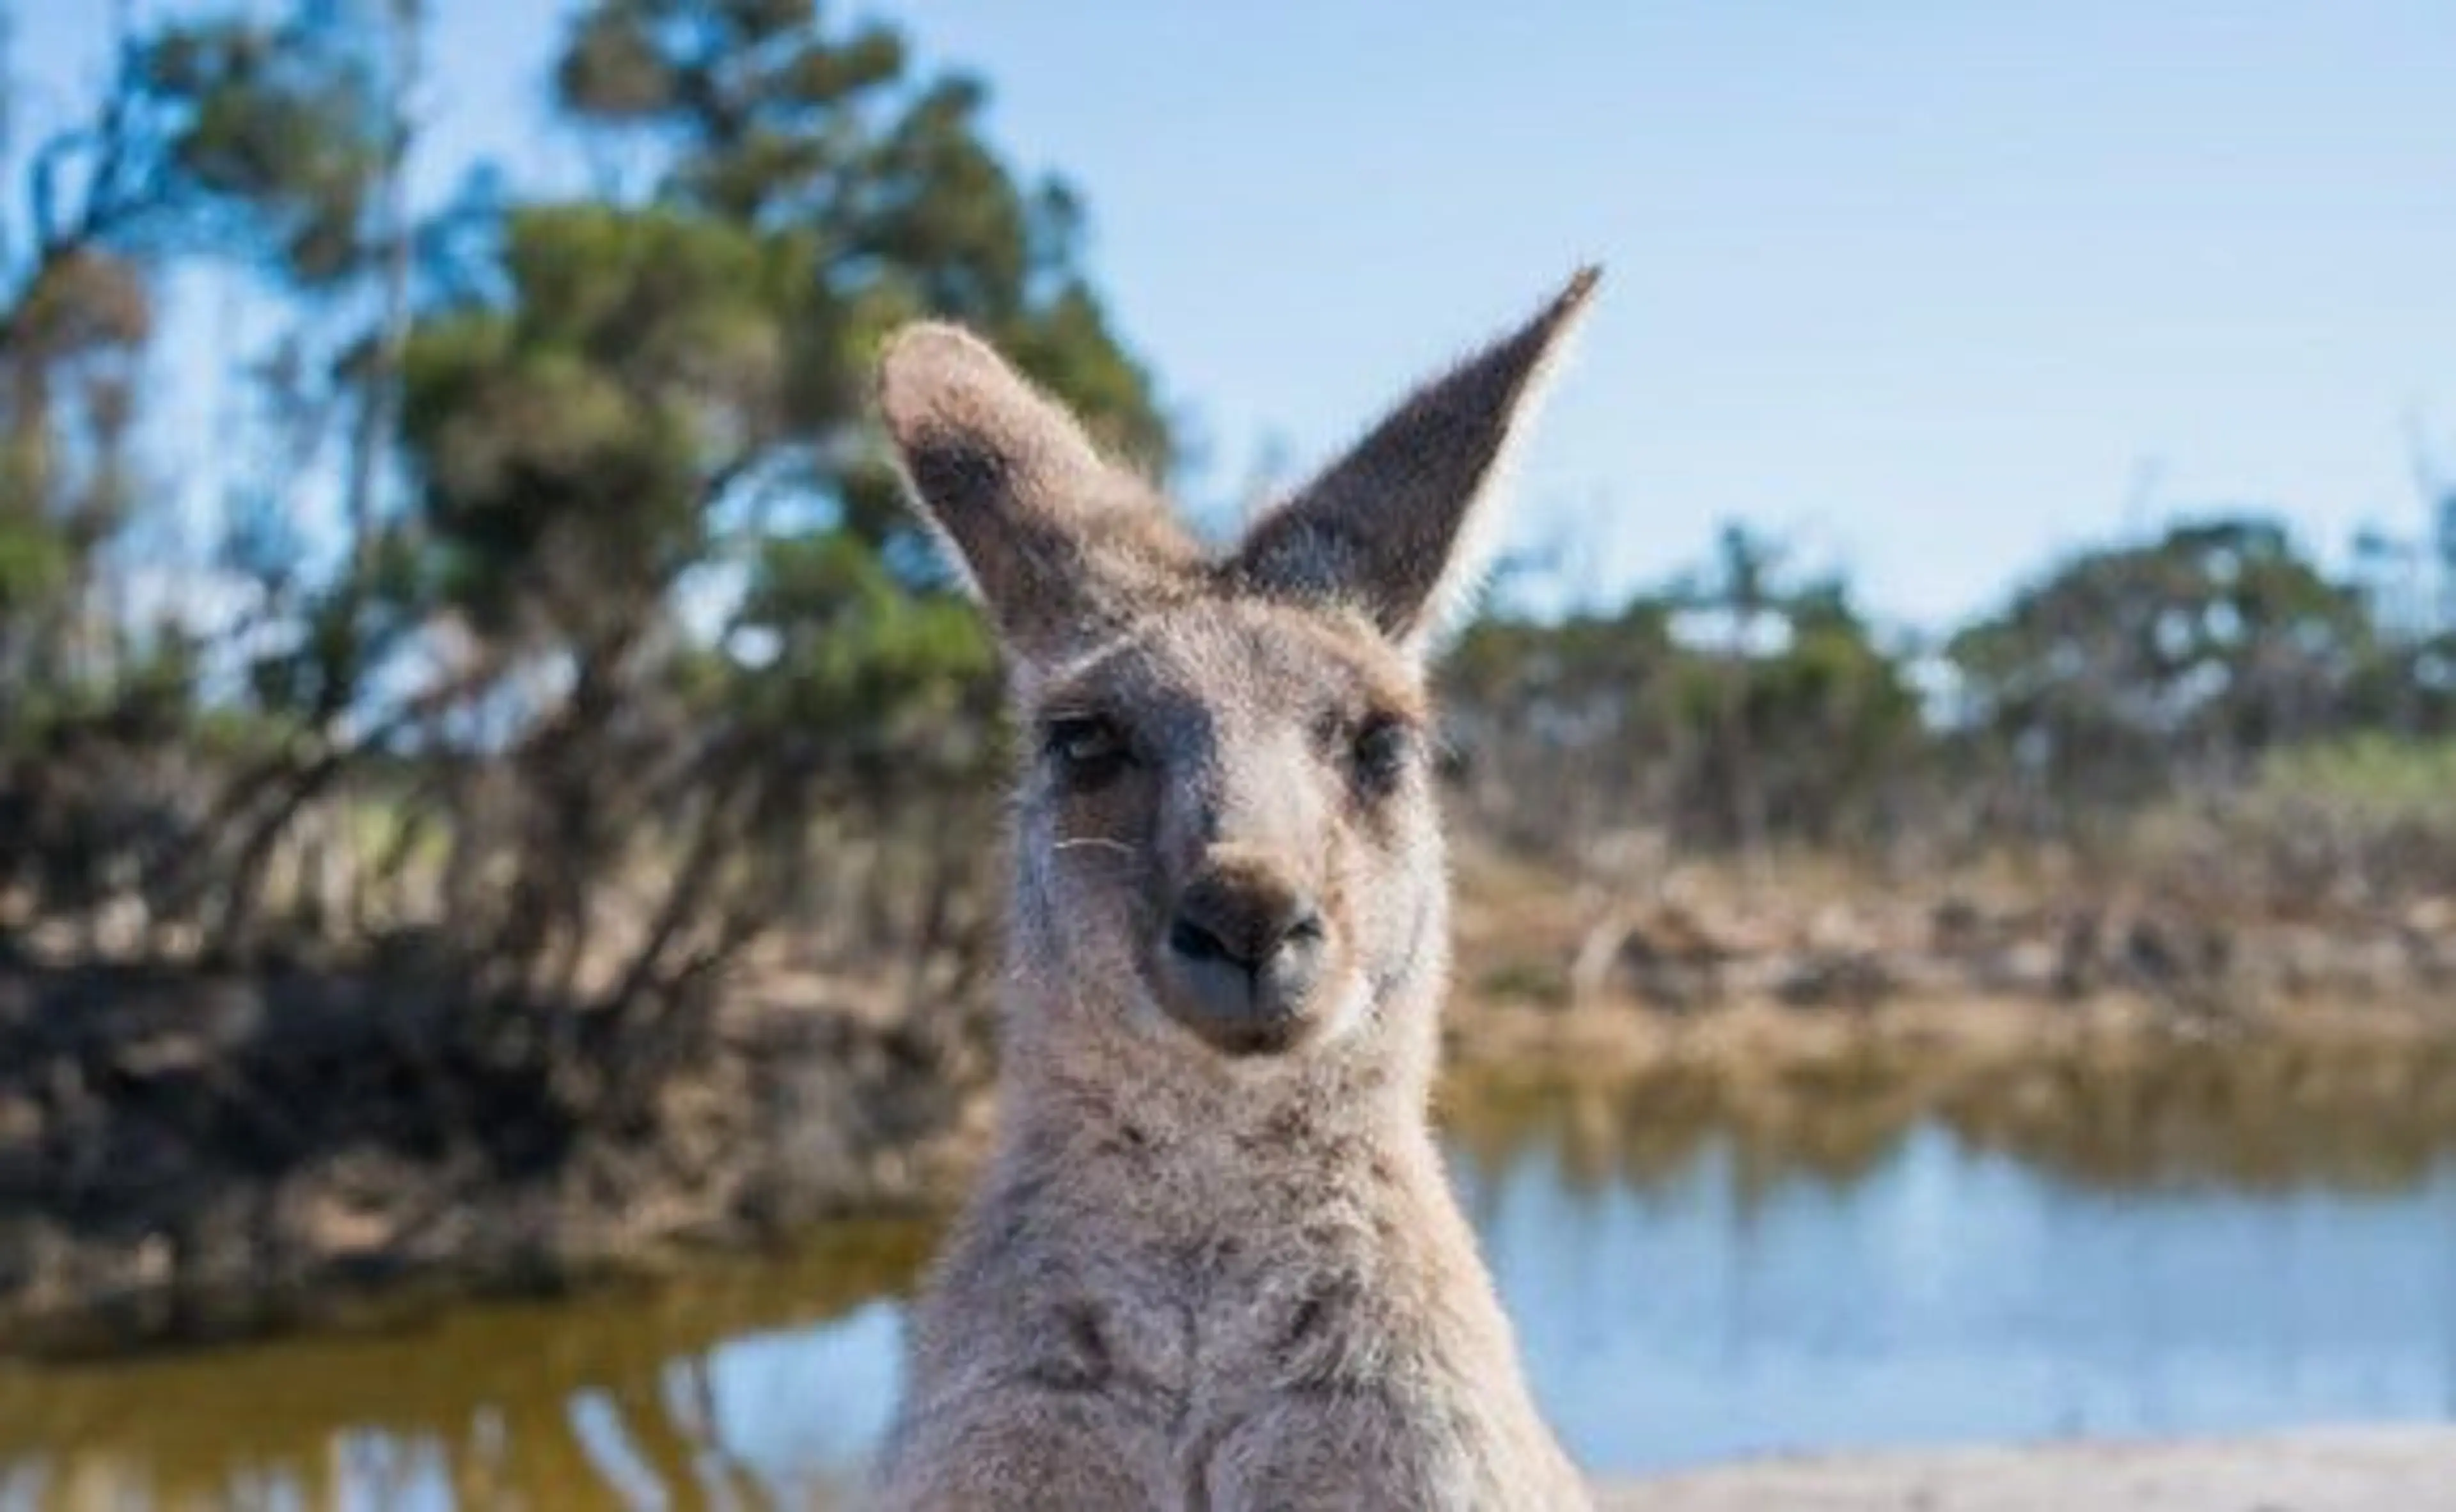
[1442,593,1686,858]
[0,0,424,929]
[3,0,1174,1051]
[1947,515,2375,823]
[1674,522,1787,858]
[1442,546,1923,862]
[357,0,1175,1039]
[1726,579,1923,849]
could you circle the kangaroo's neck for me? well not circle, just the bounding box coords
[991,986,1451,1218]
[1009,1032,1431,1151]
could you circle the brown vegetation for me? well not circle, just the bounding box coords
[0,947,986,1355]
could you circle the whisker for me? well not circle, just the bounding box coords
[1053,837,1137,857]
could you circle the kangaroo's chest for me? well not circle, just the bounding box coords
[895,1139,1561,1509]
[972,1220,1521,1512]
[1011,1215,1369,1403]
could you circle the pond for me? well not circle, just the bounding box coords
[5,1054,2456,1509]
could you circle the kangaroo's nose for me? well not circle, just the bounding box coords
[1160,867,1327,1054]
[1168,872,1322,970]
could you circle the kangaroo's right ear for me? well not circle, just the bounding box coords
[878,324,1197,667]
[1229,269,1598,657]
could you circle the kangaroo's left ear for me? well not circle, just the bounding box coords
[1229,267,1600,655]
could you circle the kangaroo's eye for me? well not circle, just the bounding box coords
[1350,716,1414,796]
[1046,714,1132,787]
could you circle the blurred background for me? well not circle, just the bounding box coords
[1,1,2453,1508]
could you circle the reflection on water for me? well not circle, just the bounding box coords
[6,1041,2456,1506]
[0,1226,933,1511]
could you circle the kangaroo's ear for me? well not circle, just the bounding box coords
[878,323,1197,667]
[1230,268,1600,655]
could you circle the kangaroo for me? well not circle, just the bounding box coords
[870,271,1601,1511]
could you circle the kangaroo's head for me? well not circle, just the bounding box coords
[879,272,1596,1082]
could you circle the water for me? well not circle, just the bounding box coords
[6,1057,2456,1508]
[1468,1122,2456,1467]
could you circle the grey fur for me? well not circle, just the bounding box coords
[872,271,1601,1511]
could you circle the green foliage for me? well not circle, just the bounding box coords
[0,245,151,698]
[1736,587,1923,840]
[2249,735,2456,829]
[400,205,808,632]
[362,0,1169,997]
[730,532,997,770]
[132,6,397,285]
[399,0,1170,643]
[1447,595,1678,723]
[1948,516,2377,809]
[0,508,72,612]
[549,0,1168,471]
[2129,734,2456,907]
[558,0,909,147]
[1444,569,1924,854]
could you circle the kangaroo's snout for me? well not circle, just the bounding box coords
[1157,858,1329,1056]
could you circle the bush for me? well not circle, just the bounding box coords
[2130,736,2456,912]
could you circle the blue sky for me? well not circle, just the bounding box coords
[16,0,2456,628]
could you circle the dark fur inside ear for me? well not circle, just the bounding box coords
[1232,268,1600,650]
[878,323,1197,663]
[904,430,1012,529]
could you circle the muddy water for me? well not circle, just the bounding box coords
[5,1052,2456,1509]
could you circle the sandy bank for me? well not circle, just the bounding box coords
[1599,1426,2456,1510]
